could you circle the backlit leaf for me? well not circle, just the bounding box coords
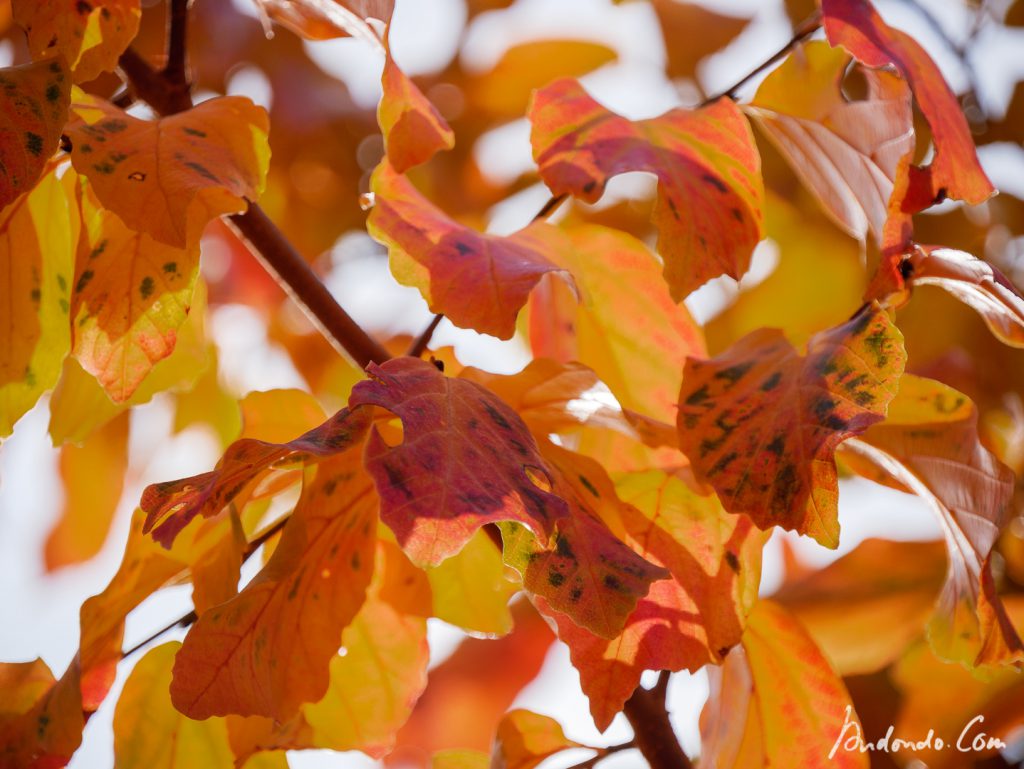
[432,750,489,769]
[66,93,270,247]
[493,710,583,769]
[0,57,71,210]
[746,41,913,242]
[529,77,764,300]
[650,0,751,82]
[822,0,994,210]
[0,166,75,437]
[251,0,394,41]
[677,304,905,548]
[349,357,569,566]
[367,162,571,339]
[13,0,140,83]
[700,600,868,769]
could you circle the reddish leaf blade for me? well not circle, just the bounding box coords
[350,357,569,566]
[700,600,869,769]
[170,451,377,720]
[379,49,454,173]
[367,162,570,339]
[677,304,905,548]
[529,78,764,299]
[0,58,71,210]
[141,406,371,547]
[822,0,994,210]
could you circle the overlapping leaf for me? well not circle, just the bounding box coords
[0,58,71,210]
[822,0,994,211]
[349,357,569,565]
[529,77,764,299]
[700,600,868,769]
[66,94,270,247]
[367,162,571,339]
[170,449,377,720]
[677,304,905,547]
[746,41,913,242]
[0,167,75,438]
[841,375,1024,668]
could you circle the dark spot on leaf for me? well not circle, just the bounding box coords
[579,475,599,497]
[185,161,219,182]
[100,119,127,133]
[710,451,738,476]
[25,132,43,157]
[582,180,596,194]
[603,574,622,591]
[702,174,728,193]
[766,435,785,456]
[76,0,92,14]
[162,261,177,274]
[725,551,740,573]
[717,646,731,659]
[482,401,512,431]
[555,534,575,560]
[351,551,361,570]
[383,463,413,499]
[45,84,60,102]
[731,208,743,223]
[570,586,583,602]
[183,127,207,137]
[684,384,711,407]
[93,161,115,174]
[30,288,40,302]
[666,196,680,220]
[715,361,753,383]
[548,571,565,587]
[75,270,94,294]
[37,714,50,738]
[139,276,155,299]
[760,372,782,391]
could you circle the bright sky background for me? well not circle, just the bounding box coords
[1,0,1023,766]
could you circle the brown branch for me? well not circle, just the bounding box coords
[407,313,444,357]
[164,0,191,89]
[564,741,636,769]
[622,678,692,769]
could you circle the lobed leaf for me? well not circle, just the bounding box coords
[66,94,270,248]
[529,78,764,300]
[677,304,905,548]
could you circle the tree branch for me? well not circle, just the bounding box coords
[164,0,191,88]
[407,313,444,357]
[622,678,692,769]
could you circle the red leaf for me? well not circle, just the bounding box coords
[822,0,994,211]
[677,304,905,548]
[529,78,764,299]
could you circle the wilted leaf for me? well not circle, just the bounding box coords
[367,162,571,339]
[0,166,75,437]
[493,710,583,769]
[650,0,751,82]
[822,0,994,210]
[529,78,764,299]
[141,406,371,547]
[170,449,377,720]
[746,41,913,242]
[66,93,270,247]
[841,375,1024,668]
[700,600,868,769]
[114,643,236,769]
[349,357,569,566]
[677,304,905,547]
[12,0,139,83]
[0,58,71,210]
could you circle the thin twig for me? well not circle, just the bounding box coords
[564,741,636,769]
[164,0,191,88]
[407,314,444,357]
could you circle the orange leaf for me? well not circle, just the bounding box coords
[651,0,751,82]
[529,78,764,300]
[349,357,570,566]
[700,600,869,769]
[493,710,583,769]
[822,0,994,210]
[252,0,394,41]
[71,177,199,401]
[170,450,377,720]
[746,41,913,243]
[66,94,270,248]
[367,162,571,339]
[379,45,454,173]
[0,57,71,210]
[12,0,139,83]
[677,304,905,548]
[140,406,371,547]
[841,375,1024,669]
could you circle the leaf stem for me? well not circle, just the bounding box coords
[563,741,637,769]
[407,313,445,357]
[621,675,692,769]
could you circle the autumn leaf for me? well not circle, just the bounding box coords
[535,468,764,729]
[493,710,583,769]
[529,77,764,300]
[822,0,994,211]
[140,406,371,547]
[0,166,75,438]
[650,0,751,82]
[746,41,913,243]
[66,93,270,248]
[0,58,71,210]
[12,0,139,83]
[367,162,571,339]
[251,0,394,42]
[527,224,706,424]
[700,600,869,769]
[841,375,1024,668]
[349,357,570,566]
[677,303,905,548]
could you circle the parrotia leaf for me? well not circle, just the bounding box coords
[677,304,905,548]
[700,600,869,769]
[13,0,140,83]
[141,406,371,547]
[367,161,571,339]
[746,41,913,243]
[842,375,1024,669]
[529,77,764,300]
[349,357,570,566]
[493,709,583,769]
[822,0,994,210]
[0,57,71,210]
[170,449,377,720]
[72,176,199,402]
[0,167,75,438]
[66,93,270,248]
